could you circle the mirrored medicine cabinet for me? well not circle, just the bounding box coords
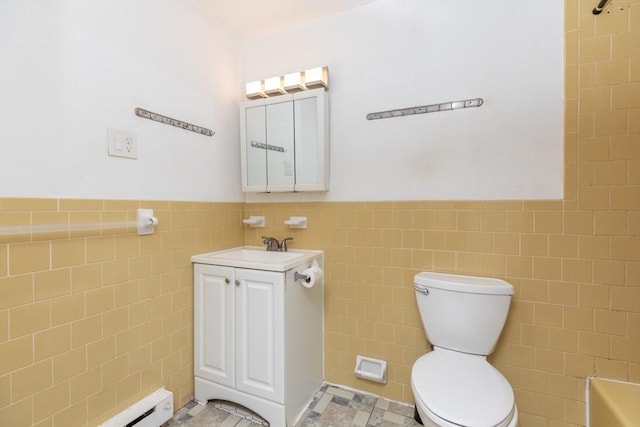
[240,88,329,192]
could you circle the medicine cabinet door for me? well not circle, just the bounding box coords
[243,104,267,191]
[240,89,328,193]
[293,91,326,191]
[265,99,295,192]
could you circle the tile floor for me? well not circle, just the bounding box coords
[164,383,422,427]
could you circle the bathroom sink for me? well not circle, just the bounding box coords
[191,246,321,271]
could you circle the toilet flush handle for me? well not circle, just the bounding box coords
[414,284,430,295]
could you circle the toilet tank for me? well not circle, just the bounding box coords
[414,272,513,356]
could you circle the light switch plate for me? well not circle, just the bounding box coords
[108,128,137,159]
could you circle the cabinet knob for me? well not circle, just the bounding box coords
[235,280,240,286]
[225,278,230,284]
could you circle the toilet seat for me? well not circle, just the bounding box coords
[411,348,515,427]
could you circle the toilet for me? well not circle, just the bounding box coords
[411,272,518,427]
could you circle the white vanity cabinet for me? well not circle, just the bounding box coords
[192,247,324,426]
[194,265,285,402]
[240,88,329,192]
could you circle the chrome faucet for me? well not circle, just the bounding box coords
[262,236,280,251]
[261,236,294,252]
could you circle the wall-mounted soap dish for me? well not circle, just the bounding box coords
[285,216,307,229]
[354,355,387,384]
[242,216,265,228]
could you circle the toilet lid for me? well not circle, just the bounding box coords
[412,350,514,427]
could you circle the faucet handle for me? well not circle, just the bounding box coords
[279,237,294,251]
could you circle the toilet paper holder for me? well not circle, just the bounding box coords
[294,271,310,282]
[294,260,323,288]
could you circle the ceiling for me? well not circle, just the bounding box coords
[191,0,378,40]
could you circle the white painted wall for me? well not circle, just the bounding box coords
[0,1,243,201]
[0,0,563,203]
[243,0,564,202]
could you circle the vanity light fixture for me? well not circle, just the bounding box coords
[263,76,287,95]
[245,80,267,99]
[304,66,329,89]
[245,66,329,99]
[283,71,306,92]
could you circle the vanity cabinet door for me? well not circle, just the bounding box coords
[194,264,235,388]
[235,268,285,404]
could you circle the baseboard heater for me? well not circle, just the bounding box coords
[99,388,173,427]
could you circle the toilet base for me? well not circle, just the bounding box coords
[414,405,423,425]
[414,402,449,427]
[414,399,518,427]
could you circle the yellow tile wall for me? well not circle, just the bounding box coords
[1,1,638,426]
[0,200,244,427]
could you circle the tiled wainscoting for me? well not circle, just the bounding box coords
[0,199,245,426]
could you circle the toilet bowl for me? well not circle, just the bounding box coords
[412,349,517,427]
[411,272,517,427]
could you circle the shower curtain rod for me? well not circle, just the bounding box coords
[593,0,610,14]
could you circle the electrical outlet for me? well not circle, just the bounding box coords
[108,128,138,159]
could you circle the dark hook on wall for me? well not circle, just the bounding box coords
[593,0,610,15]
